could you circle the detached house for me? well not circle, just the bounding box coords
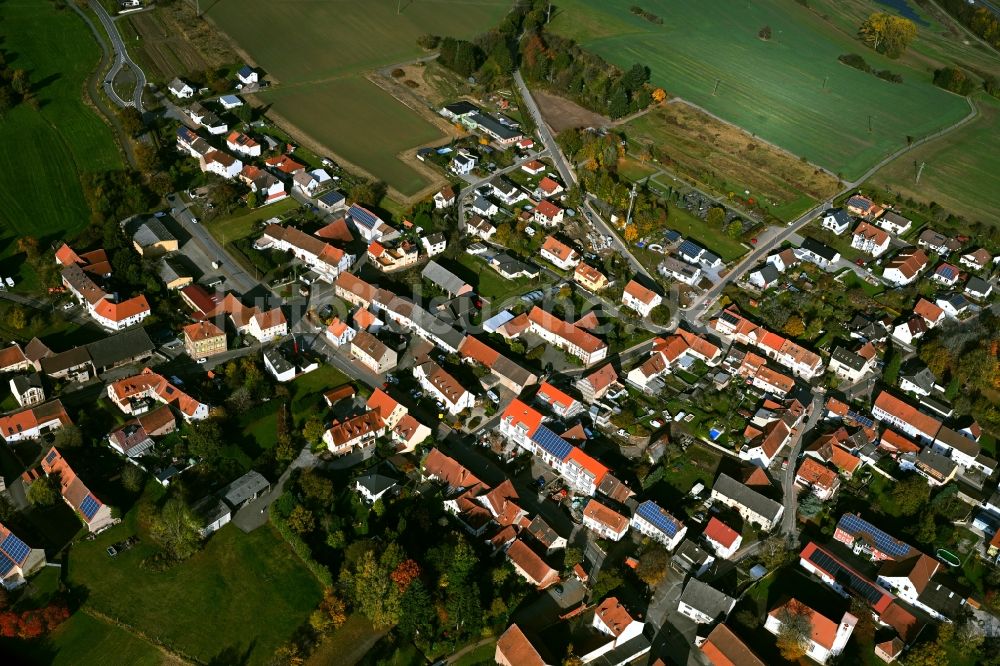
[449,152,477,175]
[414,360,475,415]
[533,200,564,227]
[631,500,687,551]
[703,517,742,559]
[821,208,852,235]
[931,262,961,287]
[960,248,992,272]
[621,279,662,317]
[765,599,856,665]
[582,498,630,541]
[108,369,209,422]
[852,222,891,257]
[678,578,736,625]
[201,150,243,179]
[40,448,115,533]
[827,343,878,383]
[883,248,928,286]
[796,237,840,269]
[918,229,959,256]
[0,523,46,589]
[845,194,882,219]
[877,210,912,236]
[535,176,564,199]
[463,214,496,241]
[183,320,227,359]
[573,263,608,291]
[237,65,258,85]
[239,166,287,204]
[347,204,397,243]
[168,77,194,99]
[433,186,456,209]
[540,235,580,271]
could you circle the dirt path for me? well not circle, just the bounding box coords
[81,608,193,665]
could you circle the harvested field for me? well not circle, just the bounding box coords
[534,90,612,132]
[126,3,237,83]
[622,102,841,221]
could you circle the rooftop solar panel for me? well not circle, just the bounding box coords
[806,548,889,606]
[348,205,378,230]
[837,514,912,558]
[0,556,14,576]
[637,500,680,537]
[678,240,703,258]
[80,494,101,521]
[531,426,573,461]
[45,449,58,465]
[1,533,30,564]
[847,412,875,428]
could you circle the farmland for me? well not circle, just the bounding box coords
[549,0,971,180]
[0,0,122,283]
[205,0,512,197]
[866,94,1000,227]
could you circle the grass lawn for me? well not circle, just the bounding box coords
[866,94,1000,228]
[289,365,352,426]
[653,440,722,497]
[0,0,122,290]
[207,0,511,197]
[841,270,884,297]
[455,253,549,305]
[647,195,748,262]
[206,197,301,245]
[67,523,323,665]
[550,0,970,180]
[306,614,385,666]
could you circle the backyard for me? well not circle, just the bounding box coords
[0,0,122,287]
[67,520,324,665]
[550,0,971,180]
[205,0,512,197]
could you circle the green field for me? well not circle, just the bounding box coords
[206,0,512,196]
[867,94,1000,226]
[550,0,971,180]
[68,522,323,665]
[0,1,121,257]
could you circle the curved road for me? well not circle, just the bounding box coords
[90,0,146,111]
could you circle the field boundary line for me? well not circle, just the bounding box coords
[81,607,197,665]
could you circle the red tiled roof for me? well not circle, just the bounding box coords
[92,294,150,323]
[583,364,617,393]
[796,457,838,490]
[0,344,27,370]
[885,249,928,280]
[506,539,559,588]
[183,320,224,343]
[315,218,354,243]
[704,517,740,549]
[623,279,659,305]
[534,200,562,219]
[853,221,889,245]
[423,448,482,491]
[595,597,635,637]
[583,498,628,532]
[874,392,942,438]
[496,624,546,666]
[913,298,943,323]
[366,388,401,423]
[500,399,543,435]
[768,598,839,650]
[537,382,577,412]
[527,307,606,354]
[700,624,766,666]
[541,235,576,262]
[325,411,384,447]
[537,176,561,194]
[879,429,921,454]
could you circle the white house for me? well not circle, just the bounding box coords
[433,186,456,209]
[795,238,840,270]
[413,360,474,415]
[621,279,662,317]
[540,235,580,271]
[325,318,356,346]
[677,578,736,624]
[491,179,522,206]
[168,77,194,99]
[936,293,970,319]
[472,196,498,218]
[0,523,45,590]
[630,500,687,551]
[765,600,856,665]
[450,152,477,175]
[709,474,783,531]
[821,208,852,235]
[237,65,258,85]
[246,308,288,343]
[582,499,629,541]
[202,150,243,180]
[883,249,928,286]
[0,400,71,443]
[703,517,742,559]
[966,276,993,301]
[534,200,564,227]
[420,233,447,257]
[227,131,261,157]
[218,94,242,110]
[851,222,891,257]
[877,211,912,236]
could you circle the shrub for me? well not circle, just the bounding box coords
[390,68,405,78]
[933,67,976,95]
[759,25,772,40]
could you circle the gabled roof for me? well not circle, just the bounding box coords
[795,457,838,490]
[582,498,628,532]
[913,298,943,323]
[366,388,402,423]
[496,624,547,666]
[878,554,939,594]
[768,598,841,650]
[704,517,740,549]
[534,199,562,219]
[623,279,660,305]
[884,248,928,279]
[541,235,576,262]
[595,597,636,637]
[506,539,559,588]
[701,623,766,666]
[711,474,782,524]
[40,447,106,523]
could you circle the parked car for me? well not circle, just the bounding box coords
[486,390,499,404]
[650,419,663,429]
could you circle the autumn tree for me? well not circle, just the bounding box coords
[299,470,333,505]
[774,602,812,661]
[706,206,726,227]
[27,476,59,507]
[758,535,790,569]
[149,498,201,561]
[391,559,421,592]
[636,547,669,587]
[859,12,917,58]
[651,88,666,102]
[302,417,325,444]
[288,505,315,535]
[309,588,347,634]
[891,475,930,516]
[783,315,806,338]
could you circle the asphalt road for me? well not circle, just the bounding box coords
[90,0,145,111]
[780,395,826,537]
[455,149,549,227]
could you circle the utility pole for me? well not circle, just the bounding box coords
[915,161,926,184]
[713,79,721,95]
[868,115,872,133]
[626,182,638,227]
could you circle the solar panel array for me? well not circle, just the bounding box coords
[637,500,681,537]
[80,494,101,521]
[678,240,704,258]
[0,556,14,576]
[837,513,912,558]
[531,426,573,461]
[807,547,889,606]
[45,449,58,465]
[348,205,378,230]
[937,265,957,280]
[1,532,30,564]
[847,411,875,428]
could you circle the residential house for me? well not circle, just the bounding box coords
[891,316,929,346]
[239,166,287,204]
[40,448,115,533]
[322,411,385,456]
[463,214,496,241]
[533,200,564,227]
[366,389,408,430]
[574,263,608,291]
[882,248,928,286]
[218,94,242,109]
[201,150,242,179]
[367,240,419,272]
[845,194,883,219]
[765,599,856,665]
[505,539,560,590]
[236,65,258,85]
[183,321,226,359]
[335,272,378,309]
[246,308,287,343]
[960,248,992,272]
[0,344,30,374]
[767,248,801,273]
[167,77,194,98]
[582,498,629,541]
[449,152,477,175]
[535,382,583,419]
[391,414,431,453]
[325,318,356,347]
[219,471,269,510]
[458,336,538,394]
[659,255,703,285]
[495,624,552,666]
[540,235,580,271]
[796,237,841,269]
[61,264,151,331]
[677,578,736,624]
[899,366,940,397]
[490,253,539,280]
[673,539,716,578]
[226,131,261,157]
[472,196,498,218]
[827,343,878,383]
[712,308,823,379]
[914,298,946,328]
[413,360,474,415]
[749,263,782,290]
[798,541,896,615]
[132,218,178,257]
[703,517,742,559]
[699,624,766,666]
[256,224,353,283]
[852,222,891,257]
[422,261,471,297]
[0,400,71,443]
[355,474,398,504]
[419,233,447,259]
[917,229,959,256]
[821,208,852,235]
[526,307,608,365]
[795,457,841,500]
[491,178,523,206]
[535,176,564,199]
[293,171,322,196]
[107,368,209,422]
[631,500,687,551]
[10,374,45,408]
[740,399,805,468]
[433,186,456,209]
[521,160,546,175]
[621,279,662,317]
[627,330,721,393]
[372,290,466,353]
[158,255,193,290]
[877,211,912,236]
[575,364,618,404]
[0,522,46,589]
[937,293,971,318]
[317,190,347,214]
[350,330,397,374]
[833,513,916,562]
[966,276,993,300]
[347,204,397,243]
[932,262,961,287]
[107,405,174,458]
[584,597,651,664]
[877,553,963,621]
[709,473,784,531]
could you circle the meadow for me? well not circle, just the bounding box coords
[67,521,324,665]
[549,0,971,180]
[866,94,1000,226]
[206,0,512,197]
[0,0,122,283]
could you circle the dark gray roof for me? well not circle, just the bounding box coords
[356,473,397,496]
[672,539,713,571]
[470,112,521,141]
[966,276,991,295]
[831,346,867,372]
[917,581,965,619]
[711,473,783,524]
[900,366,936,394]
[40,347,93,376]
[422,261,469,296]
[193,495,231,526]
[526,515,563,548]
[220,470,270,507]
[318,190,345,206]
[133,218,176,247]
[753,264,781,285]
[916,448,957,477]
[679,578,735,618]
[800,237,839,262]
[934,426,979,458]
[159,255,191,284]
[444,101,479,116]
[11,373,42,393]
[824,208,852,227]
[86,328,154,370]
